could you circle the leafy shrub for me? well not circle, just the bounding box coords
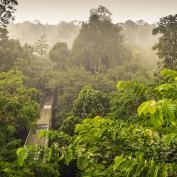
[110,81,146,120]
[73,86,110,118]
[60,116,81,136]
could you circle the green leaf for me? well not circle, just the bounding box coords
[148,100,157,115]
[77,156,90,171]
[152,165,159,177]
[126,160,137,176]
[160,69,177,79]
[64,149,74,165]
[163,133,177,145]
[138,100,156,116]
[16,147,28,166]
[151,110,164,128]
[117,81,125,90]
[162,101,176,122]
[113,155,126,171]
[137,102,148,116]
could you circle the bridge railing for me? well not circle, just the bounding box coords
[24,124,35,145]
[24,94,45,145]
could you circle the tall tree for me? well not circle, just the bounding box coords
[49,42,70,70]
[0,39,23,71]
[33,34,48,59]
[153,14,177,70]
[72,6,130,74]
[0,0,18,40]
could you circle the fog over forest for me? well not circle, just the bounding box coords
[8,20,157,49]
[7,19,159,75]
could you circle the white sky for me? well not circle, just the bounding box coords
[15,0,177,24]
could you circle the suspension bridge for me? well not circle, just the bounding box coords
[25,92,54,146]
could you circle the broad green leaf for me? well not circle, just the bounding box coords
[151,111,163,128]
[162,101,176,122]
[116,81,125,90]
[137,101,148,116]
[16,147,28,166]
[147,100,157,114]
[138,100,156,116]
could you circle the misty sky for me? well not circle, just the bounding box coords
[15,0,177,24]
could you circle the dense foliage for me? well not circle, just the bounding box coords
[49,42,70,69]
[0,39,23,71]
[0,70,39,161]
[153,14,177,69]
[11,68,177,177]
[0,0,18,39]
[73,85,110,118]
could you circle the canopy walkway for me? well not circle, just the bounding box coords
[25,93,54,146]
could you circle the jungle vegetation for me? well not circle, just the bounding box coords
[0,1,177,176]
